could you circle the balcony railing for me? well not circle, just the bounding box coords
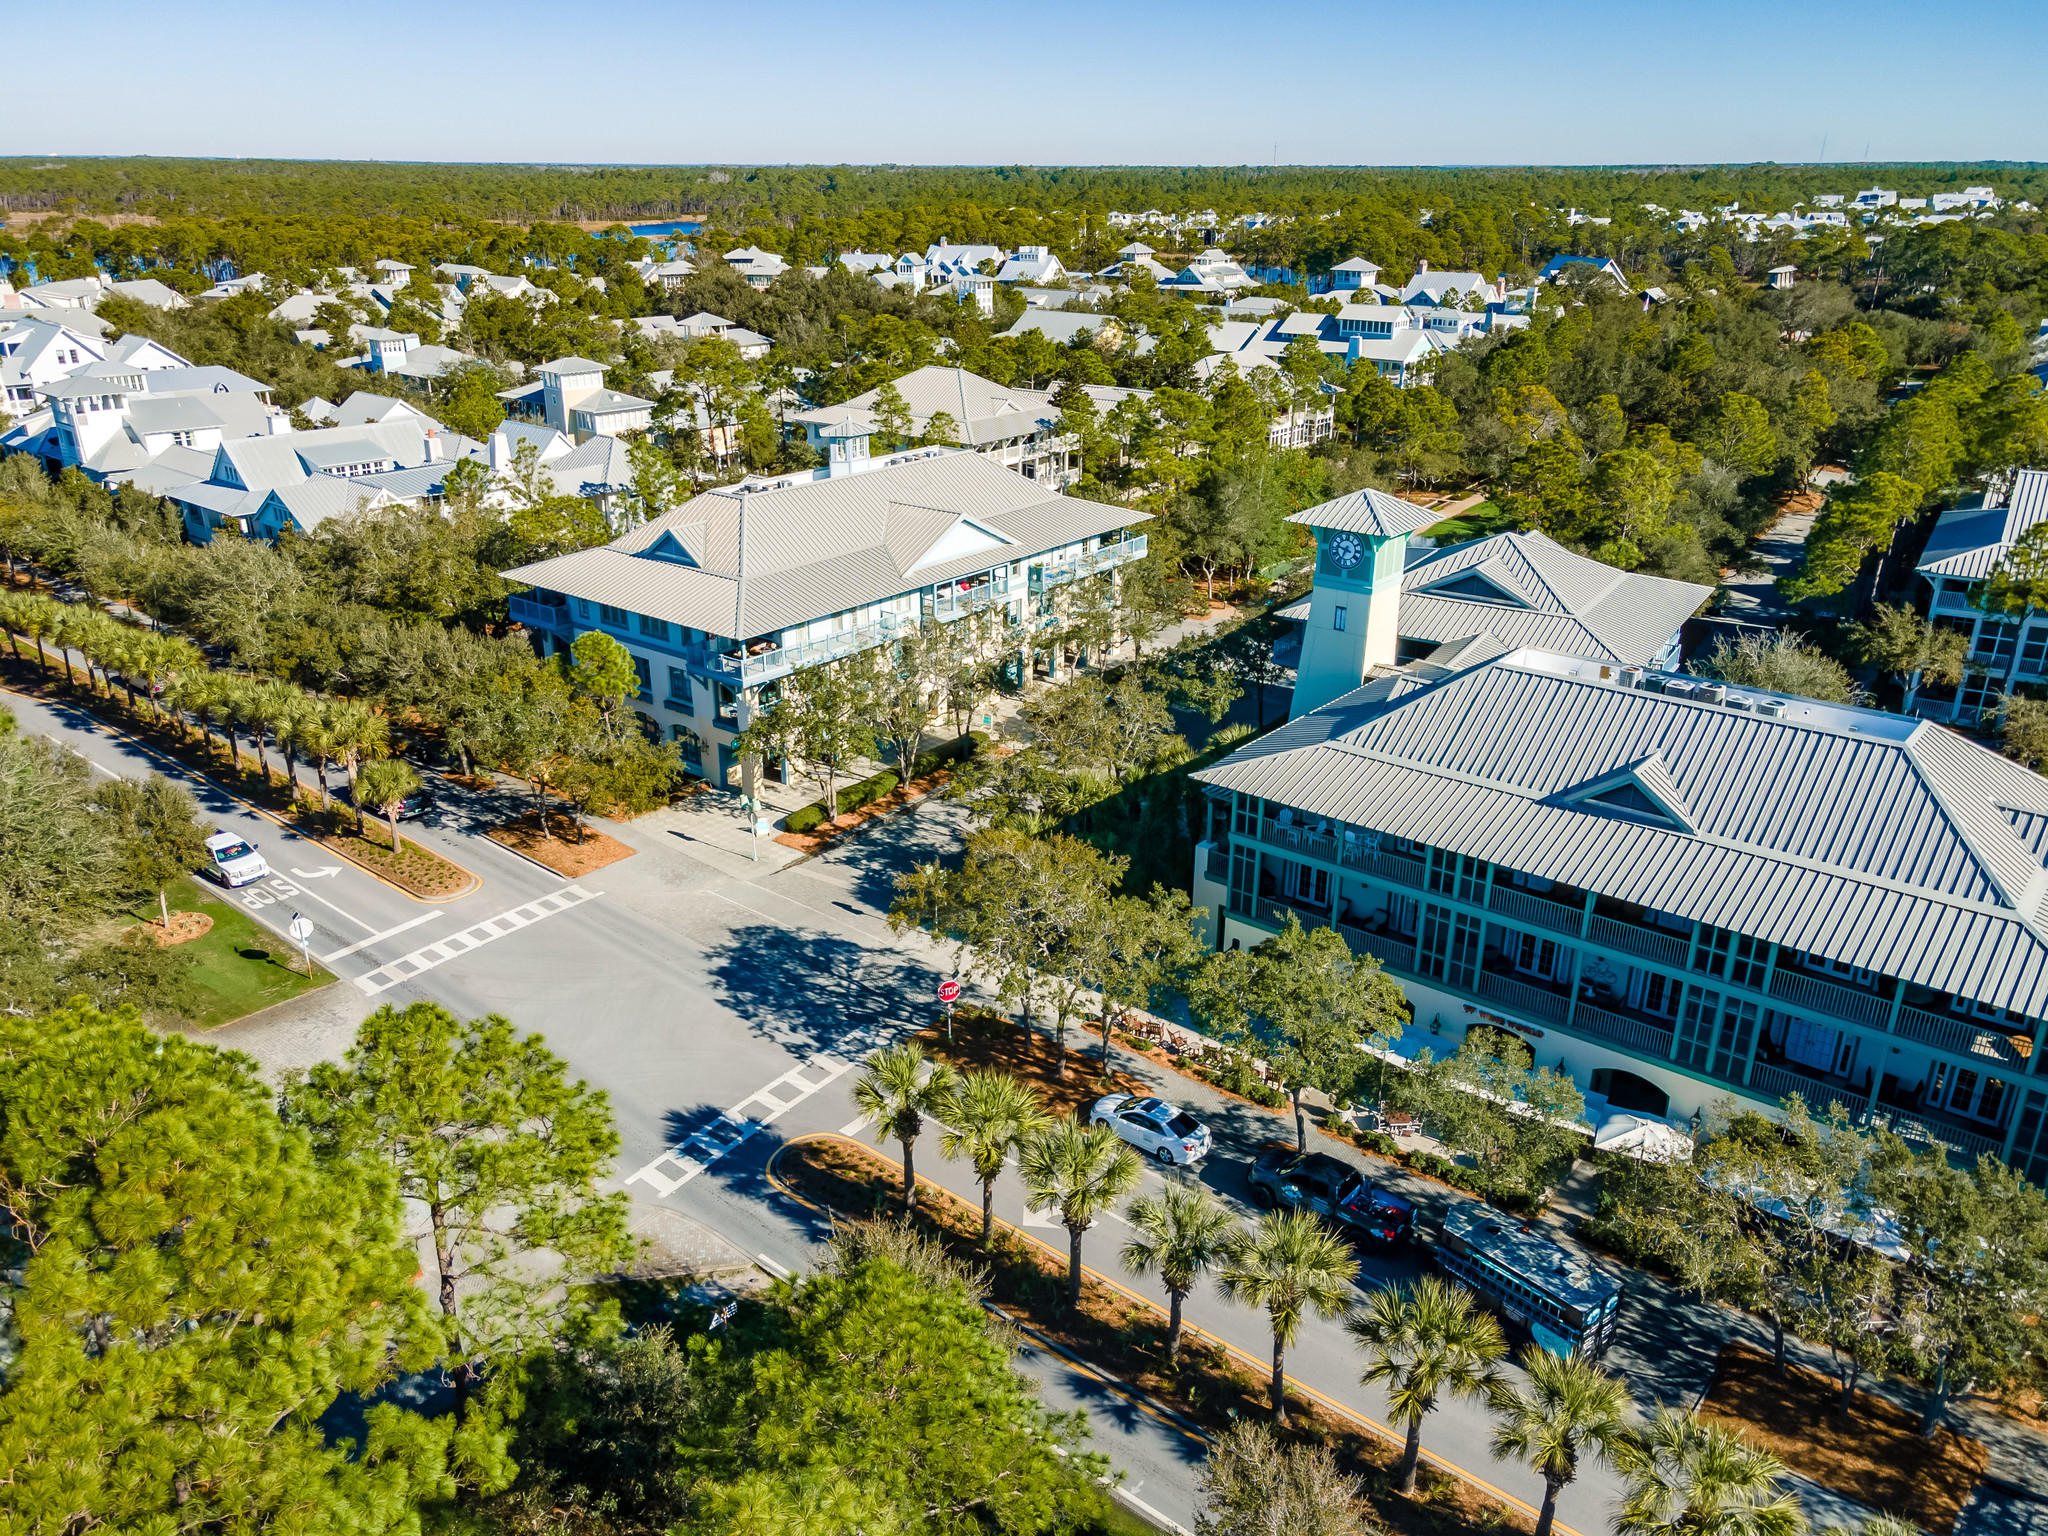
[1352,847,1428,887]
[1203,844,1229,883]
[508,593,569,631]
[1587,914,1690,968]
[1767,967,1893,1031]
[1867,1108,2007,1162]
[1257,819,1342,867]
[1337,921,1416,974]
[1487,885,1585,937]
[924,581,1008,622]
[1477,969,1571,1026]
[1746,1060,1864,1114]
[1895,1006,2031,1070]
[1029,534,1148,591]
[1573,1002,1675,1059]
[717,613,903,685]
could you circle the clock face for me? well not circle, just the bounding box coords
[1328,532,1363,569]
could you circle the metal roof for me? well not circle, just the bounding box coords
[1917,470,2048,581]
[505,448,1148,642]
[1192,648,2048,1017]
[1275,530,1707,665]
[1286,487,1441,541]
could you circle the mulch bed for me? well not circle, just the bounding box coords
[1698,1342,1986,1533]
[306,813,478,899]
[782,1135,1529,1536]
[485,812,636,877]
[127,911,212,947]
[773,766,955,854]
[915,1008,1151,1120]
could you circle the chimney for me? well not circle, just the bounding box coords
[424,427,441,463]
[267,411,293,435]
[1417,259,1429,273]
[489,430,508,472]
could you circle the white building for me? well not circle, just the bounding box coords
[499,356,654,439]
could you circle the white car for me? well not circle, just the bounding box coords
[1090,1093,1213,1166]
[204,831,270,888]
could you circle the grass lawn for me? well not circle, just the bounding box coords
[1423,500,1516,544]
[143,878,333,1028]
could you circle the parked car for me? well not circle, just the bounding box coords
[1089,1093,1213,1166]
[1245,1144,1414,1247]
[203,831,270,889]
[345,776,437,820]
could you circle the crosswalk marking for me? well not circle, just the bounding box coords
[626,1022,900,1197]
[352,885,601,996]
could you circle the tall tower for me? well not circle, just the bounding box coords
[1286,489,1437,718]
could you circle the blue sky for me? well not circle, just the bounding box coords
[10,0,2046,166]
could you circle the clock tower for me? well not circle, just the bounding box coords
[1286,489,1438,718]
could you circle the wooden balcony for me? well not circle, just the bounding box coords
[1767,965,1893,1031]
[1572,1001,1675,1059]
[1587,913,1690,968]
[1894,1006,2031,1070]
[1487,884,1585,936]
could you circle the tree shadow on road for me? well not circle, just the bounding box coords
[701,923,935,1058]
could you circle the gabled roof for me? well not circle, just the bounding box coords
[788,366,1062,448]
[1285,487,1439,541]
[1194,648,2048,1018]
[1918,470,2048,581]
[1277,529,1707,666]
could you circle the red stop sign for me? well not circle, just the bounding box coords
[937,979,962,1005]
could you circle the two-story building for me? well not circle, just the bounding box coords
[785,366,1114,488]
[498,356,654,440]
[1190,492,2048,1180]
[501,425,1150,790]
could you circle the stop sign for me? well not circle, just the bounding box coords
[937,979,962,1005]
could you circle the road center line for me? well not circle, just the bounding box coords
[321,910,443,963]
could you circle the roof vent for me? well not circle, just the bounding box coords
[1759,699,1788,719]
[1696,682,1728,705]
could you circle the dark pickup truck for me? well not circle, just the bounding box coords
[1245,1145,1415,1248]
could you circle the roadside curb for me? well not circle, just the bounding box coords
[0,682,482,906]
[765,1132,1570,1536]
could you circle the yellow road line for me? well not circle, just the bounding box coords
[0,684,481,905]
[765,1132,1577,1536]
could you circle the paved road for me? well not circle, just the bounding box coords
[0,675,1919,1535]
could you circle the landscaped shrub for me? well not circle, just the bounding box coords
[911,732,986,779]
[785,804,825,834]
[833,771,897,814]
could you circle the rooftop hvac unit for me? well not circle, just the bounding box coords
[1758,698,1789,719]
[1618,666,1644,688]
[1696,683,1728,705]
[1725,693,1755,712]
[1663,680,1697,700]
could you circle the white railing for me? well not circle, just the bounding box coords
[717,612,903,685]
[1031,534,1148,590]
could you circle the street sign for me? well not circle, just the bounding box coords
[937,979,962,1005]
[287,915,315,944]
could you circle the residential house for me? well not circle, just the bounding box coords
[723,247,790,289]
[1160,249,1258,298]
[632,311,772,360]
[1001,310,1121,347]
[784,365,1125,487]
[996,246,1067,285]
[1329,257,1382,292]
[0,316,110,415]
[1913,469,2048,722]
[13,275,109,312]
[1766,265,1798,290]
[499,356,654,439]
[104,277,190,310]
[1192,488,2048,1175]
[1538,255,1629,291]
[1398,263,1504,309]
[836,251,897,277]
[501,427,1150,787]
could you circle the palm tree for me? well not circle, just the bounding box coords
[43,600,84,686]
[297,698,340,810]
[1348,1275,1508,1493]
[324,698,389,826]
[1019,1118,1143,1311]
[940,1069,1045,1246]
[1220,1208,1359,1426]
[10,593,58,676]
[1492,1347,1636,1536]
[1122,1183,1239,1364]
[1615,1407,1805,1536]
[851,1042,959,1212]
[261,683,310,802]
[355,757,422,852]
